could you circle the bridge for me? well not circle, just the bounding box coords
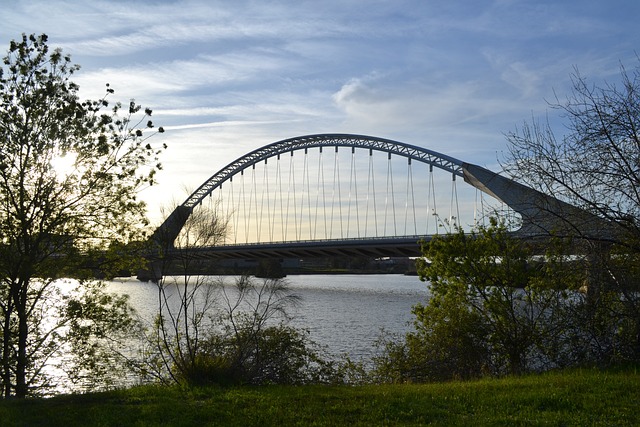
[141,133,608,278]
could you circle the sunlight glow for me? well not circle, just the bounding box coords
[51,153,77,180]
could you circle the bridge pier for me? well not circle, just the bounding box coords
[137,205,193,282]
[462,162,613,240]
[136,260,164,282]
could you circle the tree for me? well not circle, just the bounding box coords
[138,200,229,385]
[503,61,640,361]
[392,219,577,380]
[504,63,640,237]
[0,34,165,397]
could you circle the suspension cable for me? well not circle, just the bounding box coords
[404,157,417,236]
[426,164,436,235]
[367,149,377,237]
[255,163,263,242]
[273,154,283,241]
[300,147,311,240]
[223,178,234,244]
[313,147,322,239]
[239,169,249,243]
[250,164,258,242]
[474,187,486,229]
[480,189,486,227]
[286,151,296,241]
[348,146,360,238]
[260,159,270,242]
[322,147,328,238]
[449,173,460,230]
[384,152,397,236]
[334,146,343,239]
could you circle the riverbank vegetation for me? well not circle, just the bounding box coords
[0,365,638,426]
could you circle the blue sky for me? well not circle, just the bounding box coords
[2,0,639,221]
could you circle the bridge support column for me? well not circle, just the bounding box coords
[136,260,164,283]
[256,258,285,278]
[138,205,193,282]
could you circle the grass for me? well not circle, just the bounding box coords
[0,366,638,426]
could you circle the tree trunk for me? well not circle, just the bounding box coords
[1,305,12,398]
[11,281,28,399]
[15,312,28,398]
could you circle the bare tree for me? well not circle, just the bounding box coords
[503,61,640,361]
[139,200,228,384]
[504,62,640,241]
[137,200,332,385]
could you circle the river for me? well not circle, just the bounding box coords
[106,274,429,361]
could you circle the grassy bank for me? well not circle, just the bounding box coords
[0,366,638,426]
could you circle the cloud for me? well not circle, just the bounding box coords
[73,48,298,103]
[48,1,380,58]
[2,0,638,216]
[333,74,526,129]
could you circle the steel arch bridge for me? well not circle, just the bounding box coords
[154,133,604,261]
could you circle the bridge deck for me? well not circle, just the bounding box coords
[166,236,431,260]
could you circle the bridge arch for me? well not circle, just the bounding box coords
[182,134,465,209]
[157,133,605,248]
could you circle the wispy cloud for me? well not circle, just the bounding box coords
[1,0,637,213]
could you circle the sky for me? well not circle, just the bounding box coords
[1,0,639,223]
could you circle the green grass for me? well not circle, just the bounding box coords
[0,366,638,426]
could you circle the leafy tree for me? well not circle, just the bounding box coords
[0,34,165,397]
[388,219,578,380]
[503,61,640,361]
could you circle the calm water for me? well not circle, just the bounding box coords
[106,274,430,360]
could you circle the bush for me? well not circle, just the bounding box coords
[202,325,336,385]
[139,276,338,387]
